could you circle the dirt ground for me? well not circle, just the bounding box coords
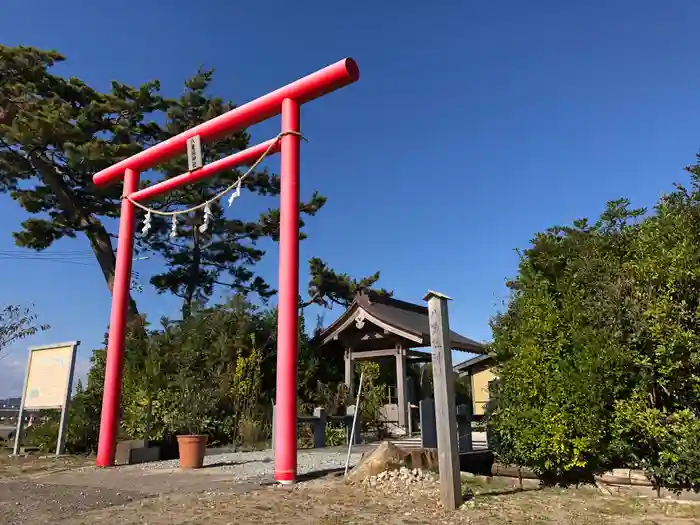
[3,454,700,524]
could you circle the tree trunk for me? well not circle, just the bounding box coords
[182,225,201,319]
[29,153,139,316]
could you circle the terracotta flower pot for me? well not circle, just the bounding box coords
[176,434,208,469]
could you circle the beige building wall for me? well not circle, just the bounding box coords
[471,367,496,416]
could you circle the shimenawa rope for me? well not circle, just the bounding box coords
[124,130,307,218]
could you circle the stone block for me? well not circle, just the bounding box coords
[114,439,146,466]
[130,445,161,464]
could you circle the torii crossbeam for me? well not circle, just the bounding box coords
[91,58,360,484]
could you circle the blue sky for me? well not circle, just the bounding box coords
[2,0,700,396]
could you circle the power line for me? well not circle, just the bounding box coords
[0,252,92,255]
[0,250,151,262]
[0,255,94,266]
[0,251,93,256]
[0,248,100,266]
[0,348,21,363]
[0,250,95,259]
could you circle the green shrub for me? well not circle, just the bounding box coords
[237,415,269,447]
[325,425,346,447]
[25,419,59,452]
[488,285,627,477]
[489,170,700,492]
[357,361,388,437]
[39,294,353,455]
[611,400,700,494]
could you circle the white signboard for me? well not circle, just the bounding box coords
[187,134,203,171]
[23,344,76,409]
[13,341,79,456]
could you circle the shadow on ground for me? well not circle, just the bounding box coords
[203,458,272,469]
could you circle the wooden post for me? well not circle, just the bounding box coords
[395,344,407,430]
[56,342,78,456]
[344,349,354,397]
[424,290,462,509]
[456,404,473,453]
[271,402,276,450]
[12,346,32,456]
[420,398,438,448]
[312,407,327,448]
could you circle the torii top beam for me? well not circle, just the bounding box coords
[92,58,360,187]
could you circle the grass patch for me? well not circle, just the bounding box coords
[461,473,534,496]
[0,453,93,478]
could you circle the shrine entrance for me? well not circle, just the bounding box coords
[315,292,485,434]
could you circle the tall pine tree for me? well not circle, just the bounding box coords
[304,257,391,308]
[139,68,326,317]
[0,45,169,314]
[0,45,326,317]
[0,44,385,318]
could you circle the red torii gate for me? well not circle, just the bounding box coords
[92,58,360,484]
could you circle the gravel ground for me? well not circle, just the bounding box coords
[4,451,700,524]
[65,449,362,483]
[1,449,365,524]
[110,449,364,481]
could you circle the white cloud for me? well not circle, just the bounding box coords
[0,356,26,398]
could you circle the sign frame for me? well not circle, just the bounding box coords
[186,134,203,171]
[12,341,80,456]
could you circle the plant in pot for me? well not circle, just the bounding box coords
[170,363,216,469]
